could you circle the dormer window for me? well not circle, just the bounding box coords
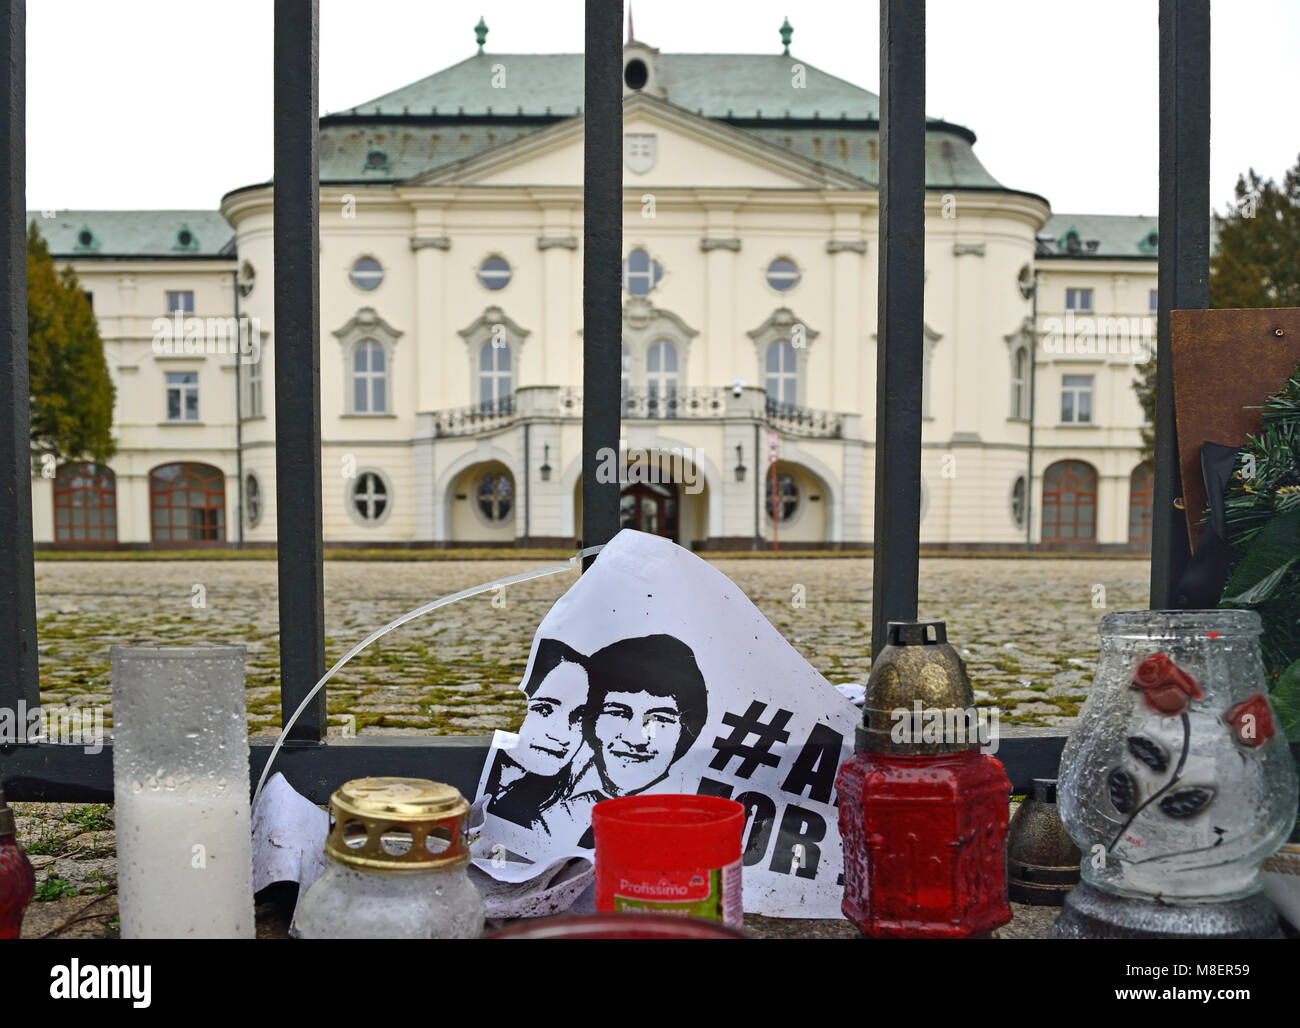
[622,41,663,98]
[74,226,99,251]
[174,224,198,252]
[364,146,390,172]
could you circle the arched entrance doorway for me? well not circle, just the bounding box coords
[620,481,678,539]
[149,462,226,543]
[1041,459,1098,543]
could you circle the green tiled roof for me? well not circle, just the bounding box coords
[320,122,545,184]
[347,53,891,121]
[319,50,1013,191]
[1039,213,1159,259]
[742,127,1004,190]
[26,210,235,258]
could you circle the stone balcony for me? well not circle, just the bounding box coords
[427,385,851,440]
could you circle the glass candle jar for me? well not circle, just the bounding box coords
[291,777,484,939]
[0,785,36,939]
[1058,611,1298,905]
[111,645,255,938]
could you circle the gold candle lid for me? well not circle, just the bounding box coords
[325,777,470,873]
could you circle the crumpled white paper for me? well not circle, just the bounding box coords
[250,771,329,893]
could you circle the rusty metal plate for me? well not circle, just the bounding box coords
[1171,307,1300,547]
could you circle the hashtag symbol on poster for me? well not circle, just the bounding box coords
[708,701,793,778]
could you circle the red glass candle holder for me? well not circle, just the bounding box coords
[0,786,35,940]
[836,621,1011,938]
[838,750,1011,937]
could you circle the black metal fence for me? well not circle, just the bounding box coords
[1,0,1214,803]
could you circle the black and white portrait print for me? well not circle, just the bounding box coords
[471,529,860,917]
[483,633,708,847]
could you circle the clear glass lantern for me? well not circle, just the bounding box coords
[111,645,256,938]
[291,777,485,939]
[1058,611,1297,907]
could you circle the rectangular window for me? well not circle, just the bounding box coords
[166,290,195,315]
[82,291,93,310]
[242,356,263,417]
[1065,288,1093,312]
[1149,288,1158,313]
[166,371,199,422]
[1061,374,1093,424]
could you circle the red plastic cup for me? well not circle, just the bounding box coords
[592,795,744,928]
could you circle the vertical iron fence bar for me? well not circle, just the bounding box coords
[1151,0,1209,609]
[273,0,326,742]
[581,0,623,565]
[871,0,926,660]
[0,1,38,712]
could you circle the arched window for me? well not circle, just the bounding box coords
[765,340,798,407]
[150,462,225,543]
[479,341,512,411]
[645,339,678,417]
[351,339,388,414]
[765,468,800,522]
[1129,463,1154,543]
[477,472,514,523]
[1041,460,1098,542]
[1011,346,1029,419]
[54,463,116,543]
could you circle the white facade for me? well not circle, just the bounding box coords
[29,44,1157,551]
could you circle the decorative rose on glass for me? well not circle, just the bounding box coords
[1224,694,1275,748]
[1056,611,1298,932]
[1131,653,1202,715]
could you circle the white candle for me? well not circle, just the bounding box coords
[115,787,254,938]
[111,646,255,939]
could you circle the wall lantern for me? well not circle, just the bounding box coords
[539,443,552,482]
[734,444,747,483]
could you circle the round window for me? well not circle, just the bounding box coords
[624,58,648,90]
[477,256,512,291]
[477,473,514,523]
[1011,475,1027,528]
[351,471,389,522]
[765,470,799,522]
[245,474,261,527]
[349,257,384,291]
[766,258,800,292]
[622,249,663,295]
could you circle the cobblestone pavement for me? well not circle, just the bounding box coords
[31,555,1148,736]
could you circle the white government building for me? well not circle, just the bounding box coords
[29,26,1159,551]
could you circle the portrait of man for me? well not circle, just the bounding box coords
[561,634,709,846]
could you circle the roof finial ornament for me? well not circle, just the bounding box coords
[780,16,793,55]
[475,16,488,54]
[628,4,635,43]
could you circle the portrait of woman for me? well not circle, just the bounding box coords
[484,637,590,833]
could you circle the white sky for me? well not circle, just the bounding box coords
[25,0,1299,217]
